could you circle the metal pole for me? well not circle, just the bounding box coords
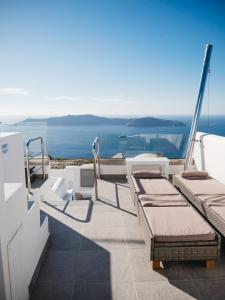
[184,44,213,170]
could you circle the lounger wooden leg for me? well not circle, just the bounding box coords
[206,259,215,269]
[152,260,161,270]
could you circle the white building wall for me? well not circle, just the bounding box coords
[0,151,6,300]
[0,132,49,300]
[193,132,225,184]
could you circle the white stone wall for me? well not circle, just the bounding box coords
[194,132,225,184]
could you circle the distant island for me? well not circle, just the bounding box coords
[21,114,185,127]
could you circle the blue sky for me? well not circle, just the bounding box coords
[0,0,225,117]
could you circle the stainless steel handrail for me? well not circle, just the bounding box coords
[92,136,101,200]
[26,136,46,194]
[92,136,101,177]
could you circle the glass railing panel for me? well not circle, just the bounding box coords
[114,132,188,159]
[46,128,189,159]
[0,119,189,159]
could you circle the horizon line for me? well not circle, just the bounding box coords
[1,114,225,117]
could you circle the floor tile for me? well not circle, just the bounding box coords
[121,213,139,227]
[87,211,124,227]
[111,282,137,300]
[183,259,225,280]
[80,226,126,250]
[128,248,189,282]
[43,206,85,231]
[124,227,145,249]
[36,250,75,284]
[73,249,111,284]
[92,202,123,213]
[65,203,94,222]
[193,278,225,300]
[31,284,74,300]
[135,281,200,300]
[73,249,133,284]
[48,227,83,251]
[72,283,111,300]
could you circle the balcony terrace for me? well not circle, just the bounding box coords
[31,176,225,300]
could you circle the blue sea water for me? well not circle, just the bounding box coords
[1,115,225,159]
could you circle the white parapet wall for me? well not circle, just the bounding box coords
[0,132,25,184]
[49,165,94,197]
[194,132,225,184]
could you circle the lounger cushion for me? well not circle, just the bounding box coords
[133,170,162,179]
[198,195,225,206]
[174,175,225,195]
[143,207,215,242]
[136,178,179,195]
[211,206,225,220]
[139,194,188,207]
[181,171,208,179]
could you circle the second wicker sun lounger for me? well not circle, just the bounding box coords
[173,172,225,238]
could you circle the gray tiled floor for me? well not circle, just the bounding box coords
[31,179,225,300]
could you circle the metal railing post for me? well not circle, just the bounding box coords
[92,137,101,200]
[26,136,46,194]
[40,137,46,180]
[93,156,99,200]
[184,44,213,170]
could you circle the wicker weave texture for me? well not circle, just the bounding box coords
[173,175,225,238]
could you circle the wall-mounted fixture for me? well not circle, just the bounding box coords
[1,144,8,154]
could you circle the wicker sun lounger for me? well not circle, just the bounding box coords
[130,172,220,270]
[173,173,225,238]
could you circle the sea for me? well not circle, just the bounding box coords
[1,115,225,159]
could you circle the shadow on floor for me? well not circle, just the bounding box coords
[30,215,113,300]
[96,179,137,217]
[44,199,94,223]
